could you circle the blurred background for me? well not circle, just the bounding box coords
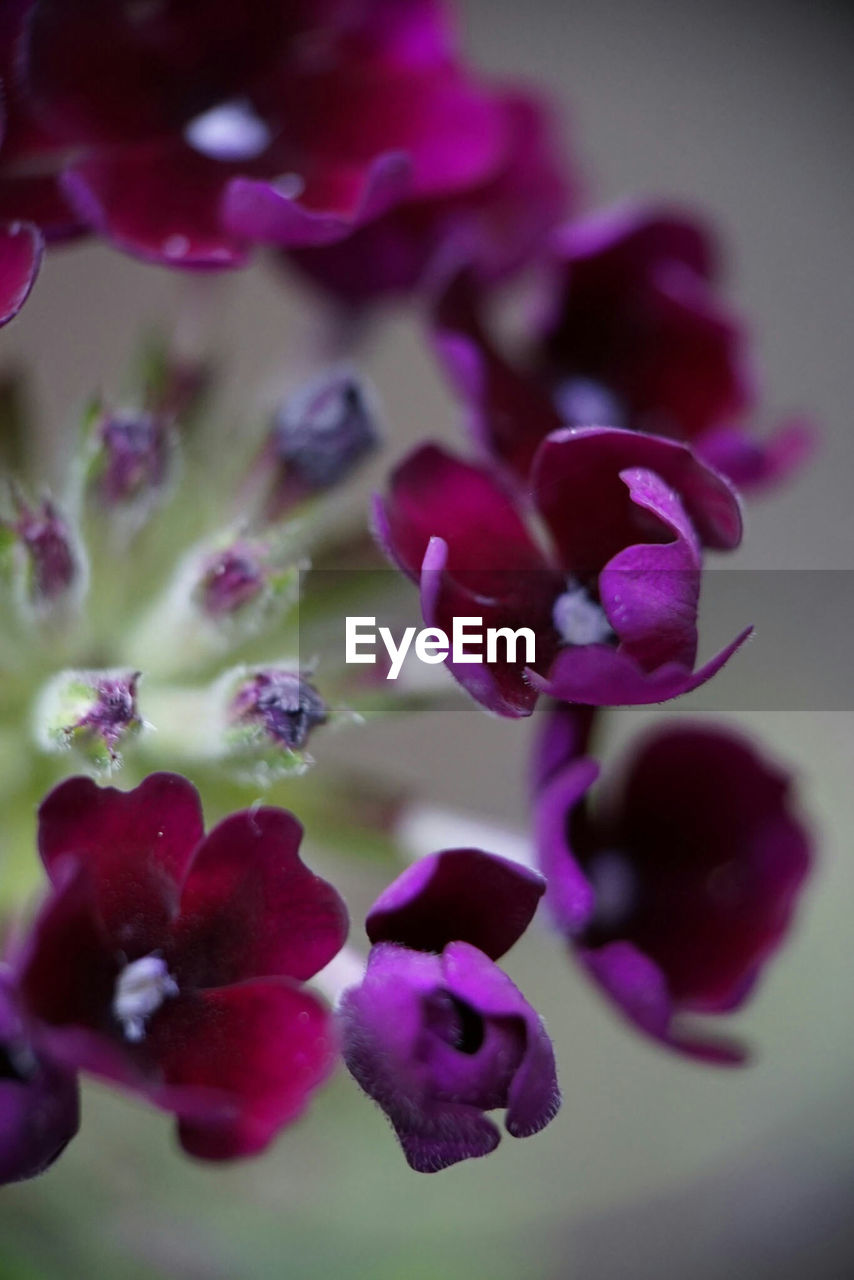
[1,1,853,1276]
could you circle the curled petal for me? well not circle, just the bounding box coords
[529,626,753,707]
[366,848,545,960]
[532,426,743,566]
[698,417,816,495]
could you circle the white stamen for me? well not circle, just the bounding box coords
[184,100,272,162]
[553,583,615,647]
[113,954,178,1042]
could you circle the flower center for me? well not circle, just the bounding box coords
[554,378,625,428]
[585,850,638,934]
[112,954,178,1043]
[184,100,272,162]
[553,580,615,647]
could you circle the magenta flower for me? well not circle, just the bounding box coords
[1,968,79,1185]
[434,207,814,493]
[533,706,812,1062]
[374,432,748,715]
[288,88,573,306]
[15,773,348,1160]
[0,0,509,278]
[340,848,560,1171]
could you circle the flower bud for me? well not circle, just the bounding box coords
[34,670,143,770]
[86,406,174,524]
[256,368,380,520]
[221,667,328,779]
[195,542,267,618]
[3,494,85,613]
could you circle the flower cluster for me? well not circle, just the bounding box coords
[0,0,816,1188]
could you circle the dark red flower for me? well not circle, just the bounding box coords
[16,773,348,1160]
[533,706,813,1061]
[287,88,574,306]
[433,207,815,494]
[0,0,509,278]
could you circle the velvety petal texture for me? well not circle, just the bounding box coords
[341,848,559,1171]
[366,848,545,960]
[532,710,813,1060]
[0,968,79,1185]
[341,941,559,1172]
[17,773,348,1160]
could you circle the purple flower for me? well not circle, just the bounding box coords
[340,848,560,1171]
[1,967,79,1185]
[533,706,813,1062]
[196,544,267,619]
[288,89,573,306]
[14,773,348,1160]
[1,0,510,280]
[375,432,748,716]
[434,207,814,494]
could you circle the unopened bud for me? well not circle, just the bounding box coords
[220,667,328,779]
[34,670,142,770]
[256,368,380,520]
[87,407,174,516]
[3,494,85,613]
[195,542,267,618]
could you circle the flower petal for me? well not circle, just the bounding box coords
[0,221,43,325]
[151,980,337,1160]
[532,426,743,567]
[172,808,348,988]
[37,773,204,952]
[366,848,544,960]
[529,626,752,707]
[442,941,561,1138]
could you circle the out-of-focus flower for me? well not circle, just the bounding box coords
[288,89,573,306]
[15,772,348,1159]
[0,966,79,1185]
[252,369,381,521]
[434,208,815,493]
[86,407,174,512]
[2,492,85,612]
[340,847,559,1171]
[374,434,747,715]
[0,222,43,326]
[33,669,142,770]
[0,0,513,290]
[533,706,813,1062]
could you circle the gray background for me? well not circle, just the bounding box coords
[2,2,853,1277]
